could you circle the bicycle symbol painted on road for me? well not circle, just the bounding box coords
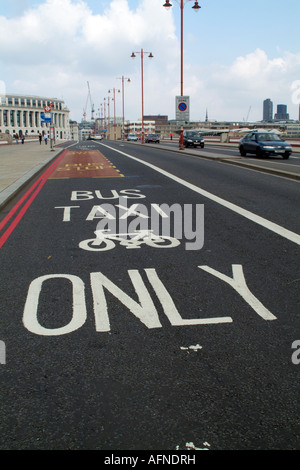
[79,230,180,252]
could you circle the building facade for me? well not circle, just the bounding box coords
[274,104,289,121]
[69,120,79,140]
[124,120,155,138]
[0,94,70,140]
[263,99,273,121]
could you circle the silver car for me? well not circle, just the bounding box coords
[127,133,138,141]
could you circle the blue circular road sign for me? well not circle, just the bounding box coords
[178,102,187,111]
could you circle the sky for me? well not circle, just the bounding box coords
[0,0,300,123]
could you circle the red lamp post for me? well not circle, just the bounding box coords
[117,76,131,141]
[104,96,110,139]
[131,49,154,144]
[109,88,120,140]
[103,99,107,139]
[163,0,201,149]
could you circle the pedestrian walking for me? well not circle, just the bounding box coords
[39,133,42,145]
[15,133,19,144]
[44,132,48,145]
[21,134,25,144]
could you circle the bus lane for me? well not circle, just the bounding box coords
[0,140,299,450]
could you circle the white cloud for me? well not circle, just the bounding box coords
[187,49,300,121]
[0,0,179,120]
[1,1,299,122]
[82,0,143,45]
[0,0,90,63]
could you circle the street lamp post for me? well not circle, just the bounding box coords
[100,103,104,136]
[131,49,154,144]
[104,96,110,139]
[109,88,120,140]
[103,100,107,139]
[163,0,201,149]
[117,76,131,141]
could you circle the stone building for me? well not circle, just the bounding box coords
[0,94,70,140]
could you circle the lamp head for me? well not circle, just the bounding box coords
[192,1,201,10]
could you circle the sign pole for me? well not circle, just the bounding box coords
[179,0,184,149]
[50,125,55,151]
[176,96,189,148]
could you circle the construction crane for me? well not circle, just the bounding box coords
[83,81,95,121]
[243,106,251,122]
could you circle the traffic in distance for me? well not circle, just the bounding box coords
[145,134,160,144]
[101,130,295,160]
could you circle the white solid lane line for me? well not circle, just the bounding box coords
[100,142,300,246]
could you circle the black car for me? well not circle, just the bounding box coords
[182,131,204,148]
[239,132,292,159]
[145,134,160,143]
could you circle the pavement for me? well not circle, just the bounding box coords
[0,141,67,209]
[0,138,299,211]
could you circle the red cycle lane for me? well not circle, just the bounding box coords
[49,149,124,179]
[0,148,124,250]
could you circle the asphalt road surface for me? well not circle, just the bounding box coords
[0,139,299,451]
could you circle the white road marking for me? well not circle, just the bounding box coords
[180,344,202,351]
[100,143,300,246]
[185,442,210,450]
[23,274,87,336]
[199,265,277,321]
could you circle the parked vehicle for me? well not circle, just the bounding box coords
[239,132,292,159]
[127,133,138,141]
[145,134,160,143]
[182,131,204,148]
